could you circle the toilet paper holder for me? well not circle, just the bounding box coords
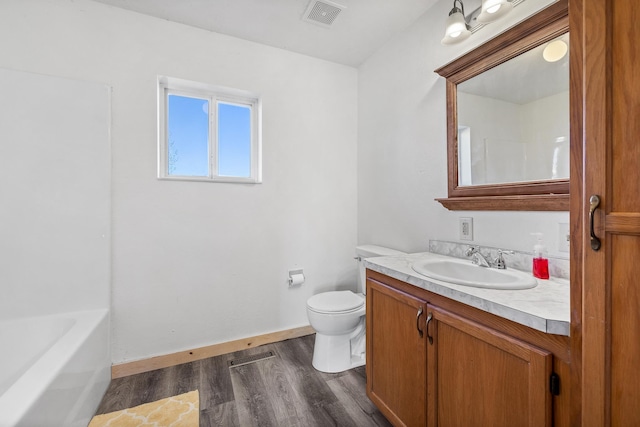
[288,269,305,287]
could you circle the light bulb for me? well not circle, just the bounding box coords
[441,2,471,45]
[477,0,513,23]
[543,40,568,62]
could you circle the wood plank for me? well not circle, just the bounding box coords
[94,376,137,415]
[198,354,235,409]
[254,346,304,426]
[320,400,366,427]
[229,362,279,427]
[327,373,392,427]
[604,212,640,234]
[111,325,314,378]
[610,235,640,425]
[125,368,170,409]
[274,338,340,409]
[611,0,640,213]
[271,336,347,427]
[553,358,572,427]
[436,193,570,211]
[95,371,160,414]
[164,361,199,397]
[580,0,609,418]
[568,0,584,423]
[200,402,240,427]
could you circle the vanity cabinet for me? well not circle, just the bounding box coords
[426,305,552,427]
[366,270,571,427]
[366,278,427,427]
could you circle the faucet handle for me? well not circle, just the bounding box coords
[494,249,515,269]
[465,245,479,257]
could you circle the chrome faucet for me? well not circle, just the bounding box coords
[493,249,515,269]
[466,246,515,269]
[465,246,491,268]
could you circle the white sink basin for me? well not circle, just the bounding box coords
[411,258,537,290]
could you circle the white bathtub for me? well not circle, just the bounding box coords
[0,310,110,427]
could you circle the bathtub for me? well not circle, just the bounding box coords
[0,310,110,427]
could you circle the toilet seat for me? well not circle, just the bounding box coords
[307,291,364,314]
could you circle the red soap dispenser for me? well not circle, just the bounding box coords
[532,233,549,280]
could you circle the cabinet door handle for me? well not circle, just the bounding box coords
[426,313,433,345]
[416,306,424,338]
[589,194,601,251]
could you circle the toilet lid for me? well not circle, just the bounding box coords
[307,291,364,313]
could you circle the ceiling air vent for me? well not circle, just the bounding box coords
[302,0,346,28]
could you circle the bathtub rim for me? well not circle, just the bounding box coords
[0,308,109,427]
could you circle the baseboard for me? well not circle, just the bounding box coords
[111,325,315,379]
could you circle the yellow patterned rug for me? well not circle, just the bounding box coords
[89,390,199,427]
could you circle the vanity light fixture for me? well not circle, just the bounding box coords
[442,0,525,46]
[477,0,513,23]
[543,39,568,62]
[441,0,472,45]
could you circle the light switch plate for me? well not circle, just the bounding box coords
[460,217,473,241]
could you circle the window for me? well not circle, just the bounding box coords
[158,76,261,183]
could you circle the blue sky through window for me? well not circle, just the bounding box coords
[167,94,209,176]
[167,94,252,178]
[218,102,251,177]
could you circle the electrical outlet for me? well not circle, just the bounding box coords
[558,223,570,253]
[460,217,473,241]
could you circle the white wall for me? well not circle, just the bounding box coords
[519,91,570,180]
[458,92,523,184]
[0,0,357,363]
[0,68,110,320]
[358,0,569,256]
[458,89,570,184]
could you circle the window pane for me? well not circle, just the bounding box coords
[167,94,209,176]
[218,102,251,177]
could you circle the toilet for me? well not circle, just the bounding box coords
[306,245,406,373]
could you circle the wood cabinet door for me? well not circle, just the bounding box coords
[426,305,552,427]
[576,0,640,424]
[366,277,428,427]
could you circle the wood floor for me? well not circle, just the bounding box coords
[95,334,391,426]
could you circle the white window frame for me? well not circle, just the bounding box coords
[158,76,262,183]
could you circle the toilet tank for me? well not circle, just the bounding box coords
[356,245,406,294]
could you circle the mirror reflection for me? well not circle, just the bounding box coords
[457,33,569,186]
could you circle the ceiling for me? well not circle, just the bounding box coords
[91,0,440,67]
[458,32,569,105]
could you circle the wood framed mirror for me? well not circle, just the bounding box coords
[435,0,569,211]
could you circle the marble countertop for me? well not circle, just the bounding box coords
[364,252,570,336]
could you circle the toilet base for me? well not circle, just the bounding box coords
[311,322,366,373]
